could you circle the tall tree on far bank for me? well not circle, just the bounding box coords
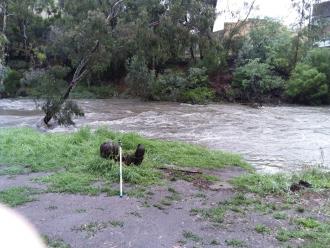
[0,0,9,90]
[291,0,321,66]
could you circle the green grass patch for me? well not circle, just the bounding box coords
[225,239,246,247]
[0,127,248,171]
[0,127,248,193]
[182,230,202,242]
[72,221,108,237]
[38,172,100,195]
[273,212,287,220]
[0,164,32,175]
[70,85,118,99]
[255,224,271,234]
[72,219,123,238]
[276,219,330,247]
[43,236,71,248]
[0,187,38,207]
[276,217,330,248]
[231,169,330,196]
[295,217,320,229]
[191,193,258,223]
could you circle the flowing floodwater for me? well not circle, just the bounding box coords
[1,99,330,172]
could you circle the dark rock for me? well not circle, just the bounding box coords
[100,142,144,166]
[298,180,312,188]
[290,183,302,192]
[100,141,119,160]
[133,144,145,165]
[290,180,312,192]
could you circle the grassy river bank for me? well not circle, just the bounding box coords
[0,128,329,247]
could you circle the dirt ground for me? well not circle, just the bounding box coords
[0,166,329,248]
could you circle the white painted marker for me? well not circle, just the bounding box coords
[119,141,123,197]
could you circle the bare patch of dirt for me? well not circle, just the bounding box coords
[0,172,50,190]
[1,166,329,248]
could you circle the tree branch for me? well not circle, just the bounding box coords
[43,40,100,125]
[106,0,124,23]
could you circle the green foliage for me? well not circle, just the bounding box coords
[286,48,330,105]
[126,55,155,99]
[182,87,215,104]
[150,67,213,103]
[305,48,330,80]
[22,67,85,125]
[150,70,187,101]
[0,62,9,94]
[71,85,117,99]
[237,19,293,75]
[233,59,285,102]
[286,63,328,105]
[2,0,220,101]
[198,45,228,74]
[186,67,209,89]
[3,69,22,96]
[1,0,329,106]
[46,100,85,126]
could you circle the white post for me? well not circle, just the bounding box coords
[119,141,123,198]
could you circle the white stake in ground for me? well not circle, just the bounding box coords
[119,141,123,197]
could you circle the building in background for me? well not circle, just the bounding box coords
[312,0,330,47]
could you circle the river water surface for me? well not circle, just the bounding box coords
[1,99,329,172]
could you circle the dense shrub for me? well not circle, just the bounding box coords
[4,70,22,96]
[182,87,215,104]
[305,48,330,81]
[198,46,228,74]
[233,59,285,102]
[126,55,155,99]
[71,85,118,99]
[237,19,293,76]
[0,64,8,96]
[286,63,328,105]
[149,67,213,103]
[150,70,187,101]
[22,69,67,98]
[186,67,209,89]
[48,65,70,79]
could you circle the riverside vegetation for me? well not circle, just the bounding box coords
[0,127,330,247]
[0,0,330,112]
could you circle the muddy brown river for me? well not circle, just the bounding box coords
[1,99,329,172]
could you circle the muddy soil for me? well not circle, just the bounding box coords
[0,167,328,248]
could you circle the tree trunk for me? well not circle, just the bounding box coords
[293,33,301,67]
[43,82,75,124]
[0,2,7,87]
[190,46,195,62]
[43,41,99,125]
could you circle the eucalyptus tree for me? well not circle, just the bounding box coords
[290,0,322,66]
[39,0,120,125]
